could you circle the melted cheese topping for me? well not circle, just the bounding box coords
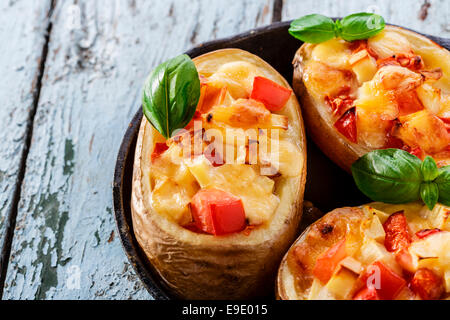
[306,202,450,300]
[149,61,303,227]
[302,28,450,166]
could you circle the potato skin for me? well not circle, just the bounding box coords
[292,61,364,173]
[131,49,307,299]
[276,207,364,300]
[292,26,450,173]
[276,201,449,300]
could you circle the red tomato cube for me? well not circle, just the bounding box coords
[151,143,169,162]
[334,107,357,143]
[190,189,246,235]
[313,239,347,284]
[360,261,406,300]
[250,76,291,111]
[383,211,411,253]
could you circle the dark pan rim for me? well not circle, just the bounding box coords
[182,20,449,55]
[113,20,449,300]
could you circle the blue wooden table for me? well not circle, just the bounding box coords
[0,0,448,299]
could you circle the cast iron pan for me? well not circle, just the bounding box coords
[113,20,450,300]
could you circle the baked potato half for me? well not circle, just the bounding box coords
[132,49,307,299]
[277,202,450,300]
[293,25,450,172]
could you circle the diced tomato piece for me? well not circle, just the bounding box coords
[385,134,405,149]
[353,286,380,300]
[396,91,424,117]
[360,261,406,300]
[383,211,412,253]
[415,228,442,239]
[385,120,406,149]
[151,143,169,161]
[325,95,354,116]
[190,189,246,236]
[313,239,347,284]
[410,268,444,300]
[334,107,357,143]
[211,202,244,233]
[440,117,450,125]
[197,83,228,113]
[250,76,291,111]
[405,146,423,159]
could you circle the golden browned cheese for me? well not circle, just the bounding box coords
[293,26,450,172]
[280,207,364,299]
[277,202,450,300]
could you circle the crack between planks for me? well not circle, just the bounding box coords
[272,0,283,22]
[0,0,57,298]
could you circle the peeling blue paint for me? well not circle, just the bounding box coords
[63,139,75,176]
[27,192,69,299]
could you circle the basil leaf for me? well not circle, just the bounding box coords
[142,54,200,138]
[289,13,385,44]
[334,19,343,37]
[338,13,385,41]
[289,14,336,44]
[420,182,439,210]
[436,166,450,206]
[421,156,439,181]
[351,149,423,203]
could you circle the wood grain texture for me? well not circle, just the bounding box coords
[0,0,52,281]
[2,0,273,300]
[282,0,450,37]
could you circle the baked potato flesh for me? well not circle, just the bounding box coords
[277,202,450,300]
[132,49,307,299]
[293,26,450,171]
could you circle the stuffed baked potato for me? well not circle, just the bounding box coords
[132,49,307,299]
[277,202,450,300]
[293,25,450,172]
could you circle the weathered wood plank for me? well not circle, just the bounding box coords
[282,0,450,37]
[3,0,273,299]
[0,0,52,287]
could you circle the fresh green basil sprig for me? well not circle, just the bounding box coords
[351,149,450,210]
[289,12,385,43]
[142,54,200,138]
